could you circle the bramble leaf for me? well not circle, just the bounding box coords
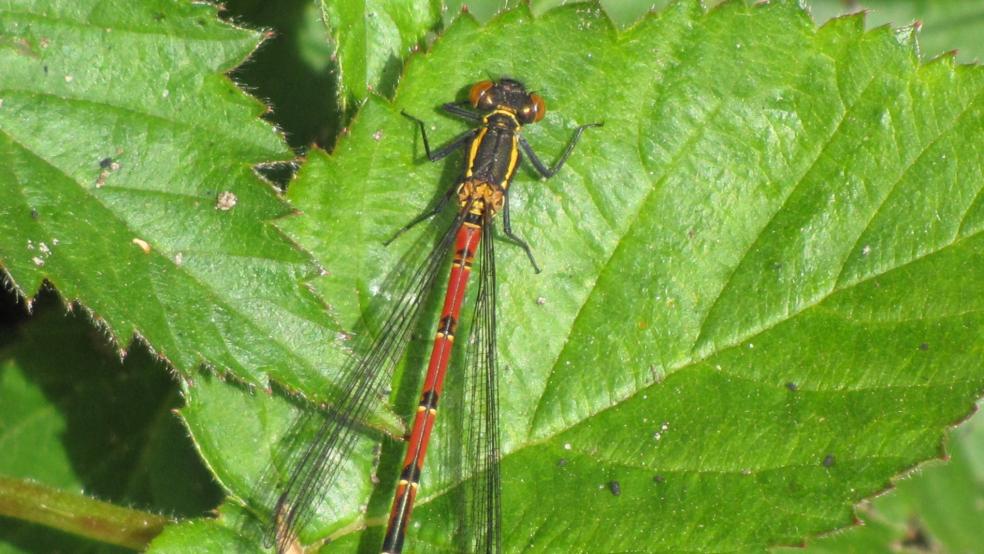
[180,1,984,552]
[0,0,355,401]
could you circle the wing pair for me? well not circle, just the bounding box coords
[272,207,504,554]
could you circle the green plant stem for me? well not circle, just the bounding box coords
[0,476,171,550]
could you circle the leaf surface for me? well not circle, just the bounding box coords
[321,0,442,104]
[178,1,984,552]
[787,403,984,553]
[809,0,984,64]
[0,0,354,399]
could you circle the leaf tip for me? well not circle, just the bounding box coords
[893,20,922,58]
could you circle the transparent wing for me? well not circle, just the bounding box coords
[270,209,469,553]
[463,215,503,554]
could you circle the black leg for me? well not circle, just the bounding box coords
[383,186,457,246]
[501,192,541,274]
[401,110,475,162]
[441,102,482,122]
[520,122,603,178]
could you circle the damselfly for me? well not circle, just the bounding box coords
[272,78,600,554]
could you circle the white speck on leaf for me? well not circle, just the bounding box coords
[216,191,237,210]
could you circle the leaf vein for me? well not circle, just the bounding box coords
[833,84,984,287]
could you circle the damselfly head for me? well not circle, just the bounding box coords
[469,78,546,124]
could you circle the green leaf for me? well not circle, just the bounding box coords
[149,504,265,554]
[607,1,984,58]
[808,0,984,64]
[0,292,220,551]
[792,403,984,553]
[0,1,357,401]
[322,0,443,105]
[179,1,984,552]
[174,369,380,549]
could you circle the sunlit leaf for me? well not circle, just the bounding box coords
[180,1,984,551]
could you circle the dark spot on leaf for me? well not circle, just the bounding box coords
[608,480,621,496]
[557,458,568,467]
[785,382,797,392]
[653,475,665,484]
[43,65,48,75]
[899,517,932,551]
[99,157,113,169]
[919,343,929,351]
[30,208,39,219]
[822,454,835,468]
[197,18,207,26]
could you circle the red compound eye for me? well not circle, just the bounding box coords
[469,80,494,108]
[523,93,546,123]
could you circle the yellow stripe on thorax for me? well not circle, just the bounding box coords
[465,127,487,178]
[503,133,519,189]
